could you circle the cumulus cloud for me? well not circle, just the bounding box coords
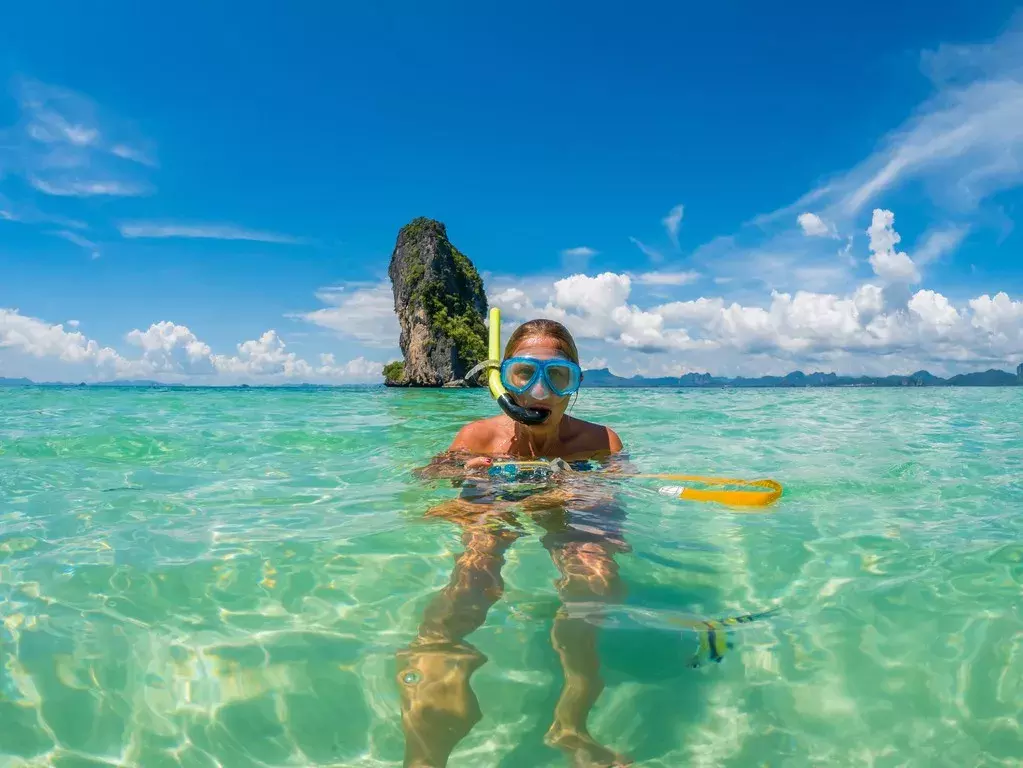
[126,321,215,374]
[318,353,383,378]
[482,245,1023,373]
[0,308,130,372]
[867,209,921,283]
[554,273,632,316]
[212,330,313,378]
[797,212,831,237]
[1,308,385,384]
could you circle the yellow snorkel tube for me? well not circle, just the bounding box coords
[488,307,550,425]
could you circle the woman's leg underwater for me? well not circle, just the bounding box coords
[543,537,631,767]
[396,516,520,768]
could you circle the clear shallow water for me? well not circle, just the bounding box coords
[1,385,1022,767]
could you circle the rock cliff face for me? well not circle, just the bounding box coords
[385,218,488,387]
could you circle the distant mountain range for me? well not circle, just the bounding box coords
[582,367,1023,388]
[3,365,1022,389]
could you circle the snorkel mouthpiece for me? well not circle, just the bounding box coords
[497,392,549,425]
[488,307,550,425]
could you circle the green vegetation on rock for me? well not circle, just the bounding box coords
[382,361,405,385]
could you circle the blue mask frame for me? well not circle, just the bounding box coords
[500,357,582,397]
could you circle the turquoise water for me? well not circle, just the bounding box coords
[2,386,1022,767]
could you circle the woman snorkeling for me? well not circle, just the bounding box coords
[398,316,632,768]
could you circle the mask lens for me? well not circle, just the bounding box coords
[503,360,538,392]
[544,362,576,392]
[545,362,580,394]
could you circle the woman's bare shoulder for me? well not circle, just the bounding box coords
[564,416,623,454]
[449,416,507,453]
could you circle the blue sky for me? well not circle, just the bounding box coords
[2,2,1023,382]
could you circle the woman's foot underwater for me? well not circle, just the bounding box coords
[545,723,633,767]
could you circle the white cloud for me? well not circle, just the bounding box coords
[867,209,921,283]
[294,282,400,347]
[52,229,99,257]
[662,204,684,246]
[210,331,384,383]
[4,78,155,199]
[634,270,701,286]
[0,308,129,372]
[629,236,663,263]
[852,284,885,317]
[968,292,1023,335]
[318,353,382,378]
[914,226,967,266]
[704,19,1022,306]
[1,308,387,384]
[797,212,831,237]
[212,331,313,378]
[908,289,960,331]
[554,273,632,316]
[29,176,150,198]
[118,222,305,244]
[25,109,99,146]
[126,321,214,374]
[110,144,157,166]
[482,247,1023,373]
[749,18,1023,224]
[560,246,597,258]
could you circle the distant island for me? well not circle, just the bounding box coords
[3,364,1022,389]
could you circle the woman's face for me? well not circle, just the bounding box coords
[506,336,576,425]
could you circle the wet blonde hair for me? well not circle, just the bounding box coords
[503,318,580,364]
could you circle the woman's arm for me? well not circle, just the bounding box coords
[413,421,497,480]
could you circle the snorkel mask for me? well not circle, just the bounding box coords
[482,308,581,425]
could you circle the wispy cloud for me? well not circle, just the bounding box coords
[914,225,968,266]
[0,195,88,229]
[291,281,399,347]
[51,229,99,258]
[634,270,701,286]
[118,222,307,245]
[3,78,156,199]
[110,144,157,167]
[560,246,597,258]
[772,15,1023,225]
[30,176,151,197]
[698,19,1023,297]
[662,204,684,247]
[629,236,663,263]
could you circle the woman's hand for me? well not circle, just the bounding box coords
[414,452,490,480]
